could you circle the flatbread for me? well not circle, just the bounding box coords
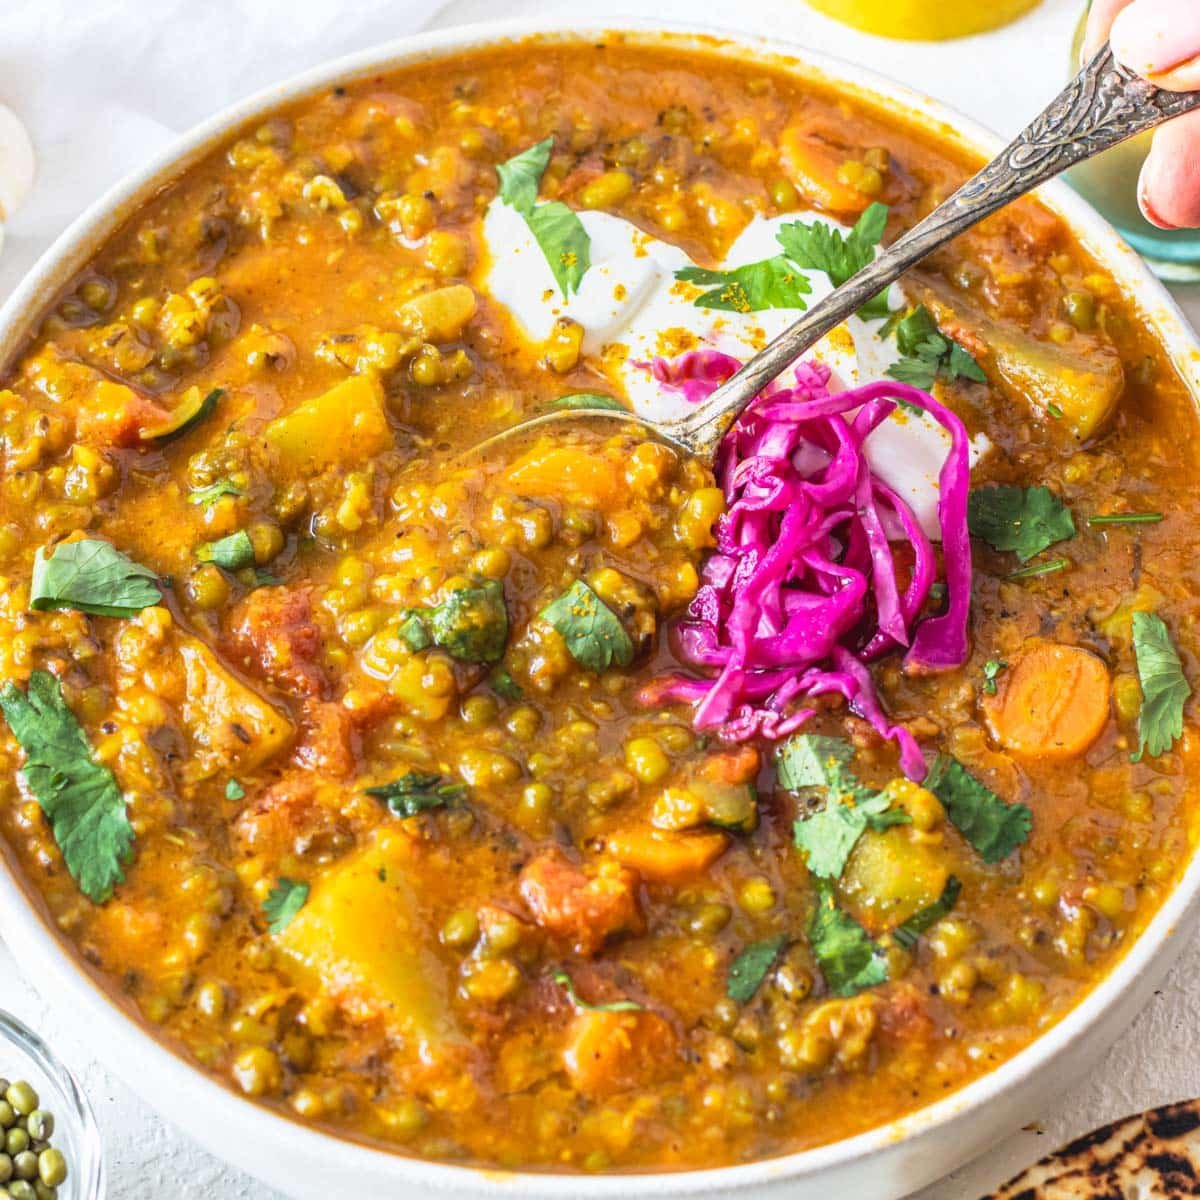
[982,1099,1200,1198]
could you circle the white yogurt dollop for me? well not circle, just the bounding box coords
[479,201,988,538]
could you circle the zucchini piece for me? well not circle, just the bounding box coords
[139,386,222,444]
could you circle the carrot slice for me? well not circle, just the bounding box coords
[562,1009,678,1097]
[604,828,728,881]
[506,447,621,509]
[779,127,871,217]
[983,641,1110,759]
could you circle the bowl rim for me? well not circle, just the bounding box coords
[1,14,1199,1197]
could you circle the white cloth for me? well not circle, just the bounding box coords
[2,2,1200,1198]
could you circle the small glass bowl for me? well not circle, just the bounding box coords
[0,1010,104,1200]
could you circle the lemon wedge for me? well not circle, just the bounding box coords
[805,0,1041,40]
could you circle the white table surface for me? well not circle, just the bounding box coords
[3,1,1200,1196]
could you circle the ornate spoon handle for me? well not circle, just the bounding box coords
[673,44,1200,458]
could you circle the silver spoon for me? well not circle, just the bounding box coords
[477,44,1200,462]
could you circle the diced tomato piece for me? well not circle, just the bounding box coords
[225,585,328,699]
[295,701,358,779]
[519,852,642,955]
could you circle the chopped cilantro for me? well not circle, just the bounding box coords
[925,755,1032,864]
[188,479,245,510]
[365,772,467,818]
[676,257,812,313]
[892,876,962,950]
[967,485,1076,562]
[1089,511,1163,526]
[496,139,591,297]
[496,138,550,212]
[263,878,308,934]
[197,530,256,572]
[427,581,509,664]
[1131,612,1191,761]
[1006,557,1070,581]
[225,778,246,801]
[540,580,633,672]
[779,735,908,880]
[726,935,788,1003]
[884,304,986,389]
[548,392,625,412]
[554,971,644,1013]
[396,611,432,652]
[981,659,1008,695]
[808,880,888,997]
[30,539,161,619]
[0,670,133,904]
[1046,402,1064,420]
[776,202,891,319]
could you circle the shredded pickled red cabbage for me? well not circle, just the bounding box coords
[639,352,972,781]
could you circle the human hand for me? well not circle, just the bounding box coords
[1084,0,1200,229]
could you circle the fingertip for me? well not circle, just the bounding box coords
[1138,114,1200,229]
[1082,0,1136,62]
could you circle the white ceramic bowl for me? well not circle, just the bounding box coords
[1,17,1199,1200]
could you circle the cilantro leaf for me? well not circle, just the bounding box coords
[525,200,591,298]
[676,256,812,313]
[225,778,245,801]
[794,793,908,880]
[0,670,133,903]
[967,485,1076,563]
[886,354,939,390]
[726,934,788,1003]
[808,880,888,997]
[947,340,987,383]
[885,304,986,389]
[496,140,591,298]
[1131,611,1191,761]
[776,202,890,319]
[188,480,245,510]
[428,581,508,664]
[554,971,644,1012]
[197,529,256,572]
[496,138,552,213]
[30,539,161,619]
[779,734,909,880]
[892,876,961,950]
[396,611,432,652]
[365,772,467,818]
[263,878,308,934]
[777,202,888,286]
[548,392,625,412]
[540,580,633,672]
[925,755,1032,864]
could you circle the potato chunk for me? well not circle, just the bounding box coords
[178,636,294,780]
[840,827,949,936]
[989,328,1123,442]
[397,285,477,343]
[265,373,392,473]
[276,829,463,1058]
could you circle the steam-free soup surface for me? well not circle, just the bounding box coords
[0,38,1196,1172]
